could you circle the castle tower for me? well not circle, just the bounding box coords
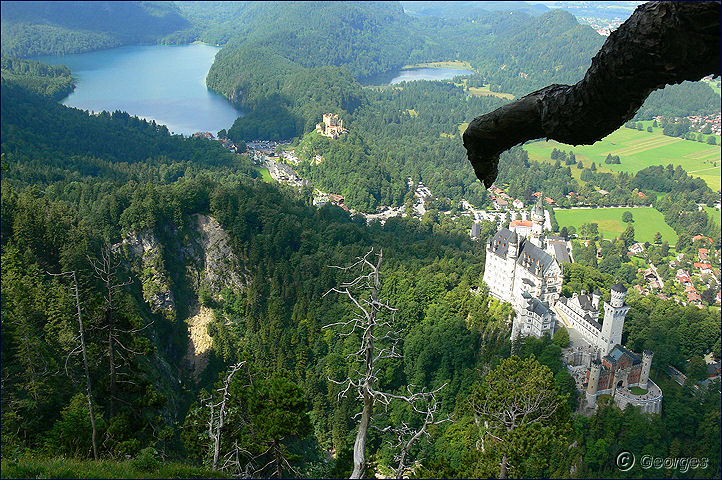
[639,350,653,389]
[508,230,519,259]
[530,196,545,247]
[592,288,602,310]
[600,283,630,355]
[611,370,620,397]
[586,360,602,408]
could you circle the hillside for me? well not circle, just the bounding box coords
[206,3,603,141]
[1,3,721,477]
[0,1,190,57]
[400,1,549,17]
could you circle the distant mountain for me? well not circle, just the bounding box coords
[1,1,190,57]
[401,1,549,18]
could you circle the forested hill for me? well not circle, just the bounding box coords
[205,3,603,141]
[400,1,550,18]
[2,83,720,479]
[0,1,190,57]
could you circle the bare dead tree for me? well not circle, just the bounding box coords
[87,246,132,418]
[324,248,454,479]
[49,270,99,460]
[324,248,398,479]
[463,1,721,188]
[205,362,248,470]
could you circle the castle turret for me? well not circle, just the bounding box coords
[530,196,545,247]
[610,282,626,307]
[586,361,602,408]
[592,288,602,310]
[600,284,630,355]
[639,350,653,389]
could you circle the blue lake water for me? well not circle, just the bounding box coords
[361,67,475,85]
[35,44,243,136]
[389,68,474,84]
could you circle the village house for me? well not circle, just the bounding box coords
[628,242,645,255]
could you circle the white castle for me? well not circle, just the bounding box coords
[483,197,564,338]
[482,197,662,413]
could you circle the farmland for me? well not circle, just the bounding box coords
[467,86,515,100]
[524,125,721,190]
[554,207,679,244]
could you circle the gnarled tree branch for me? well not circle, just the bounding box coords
[463,1,721,188]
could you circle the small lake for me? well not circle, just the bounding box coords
[361,67,475,85]
[35,44,243,136]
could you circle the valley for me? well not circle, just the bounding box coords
[1,1,720,479]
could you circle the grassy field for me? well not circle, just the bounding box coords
[703,77,721,95]
[524,125,721,191]
[704,206,721,227]
[467,86,515,100]
[554,207,679,244]
[253,166,273,182]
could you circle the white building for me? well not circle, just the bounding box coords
[484,197,573,342]
[556,284,630,357]
[512,292,555,340]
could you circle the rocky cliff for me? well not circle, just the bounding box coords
[119,214,248,380]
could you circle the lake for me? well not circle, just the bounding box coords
[35,44,243,136]
[361,67,475,85]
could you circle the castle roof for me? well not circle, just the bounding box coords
[522,292,551,317]
[611,282,627,293]
[550,242,571,264]
[557,292,601,330]
[517,240,556,276]
[532,195,545,218]
[605,344,641,366]
[489,228,516,258]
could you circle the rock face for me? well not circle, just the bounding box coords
[120,214,248,380]
[120,231,176,320]
[463,1,721,188]
[120,214,247,317]
[190,214,247,298]
[183,305,215,381]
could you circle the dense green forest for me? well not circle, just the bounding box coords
[204,3,605,141]
[2,2,720,478]
[1,57,75,101]
[0,1,189,58]
[2,59,720,478]
[633,81,721,120]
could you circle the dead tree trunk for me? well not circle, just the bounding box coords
[88,247,132,418]
[499,453,509,479]
[326,249,451,480]
[207,362,246,470]
[350,250,382,480]
[463,1,721,188]
[53,270,99,460]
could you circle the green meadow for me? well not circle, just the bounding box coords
[524,125,721,191]
[253,166,274,182]
[704,206,721,227]
[554,207,679,244]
